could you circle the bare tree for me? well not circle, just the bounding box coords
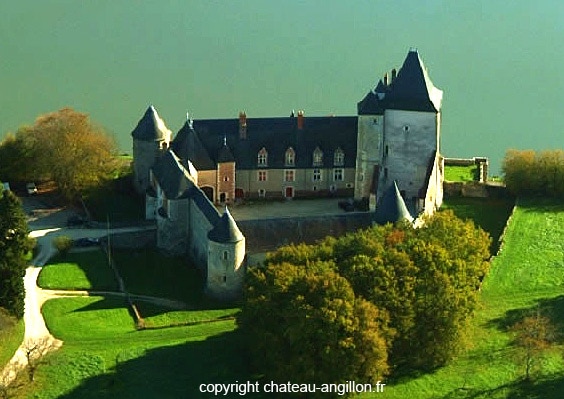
[23,338,56,383]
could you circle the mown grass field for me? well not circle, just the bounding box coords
[444,165,479,182]
[9,296,250,399]
[0,316,24,369]
[37,251,117,291]
[359,198,564,398]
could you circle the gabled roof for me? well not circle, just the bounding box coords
[191,116,357,170]
[374,181,414,225]
[171,120,216,170]
[151,150,197,199]
[208,207,244,243]
[131,105,172,141]
[358,49,442,115]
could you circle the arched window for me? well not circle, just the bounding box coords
[334,147,344,166]
[257,147,268,166]
[285,147,295,166]
[313,147,323,166]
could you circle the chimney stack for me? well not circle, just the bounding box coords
[239,111,247,139]
[391,68,397,82]
[383,72,389,86]
[297,110,304,130]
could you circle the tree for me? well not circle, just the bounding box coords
[0,108,117,201]
[0,190,34,318]
[511,312,556,381]
[238,261,391,396]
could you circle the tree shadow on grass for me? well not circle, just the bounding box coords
[518,197,564,214]
[440,375,564,399]
[486,295,564,344]
[56,330,269,399]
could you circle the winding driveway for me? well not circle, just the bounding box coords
[0,202,170,386]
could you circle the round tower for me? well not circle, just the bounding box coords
[131,105,172,194]
[206,207,245,300]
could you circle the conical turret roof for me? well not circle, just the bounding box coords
[131,105,172,141]
[208,207,244,243]
[374,181,414,225]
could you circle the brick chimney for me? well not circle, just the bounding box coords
[239,111,247,139]
[297,110,304,130]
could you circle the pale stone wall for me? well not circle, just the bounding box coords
[132,140,161,194]
[206,237,245,300]
[379,110,439,203]
[187,197,217,270]
[355,115,383,199]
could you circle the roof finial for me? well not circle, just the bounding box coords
[186,112,193,129]
[223,134,227,146]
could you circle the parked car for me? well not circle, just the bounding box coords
[26,182,38,195]
[67,215,86,228]
[73,237,100,247]
[338,199,355,212]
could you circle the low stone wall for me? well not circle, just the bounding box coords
[238,213,373,253]
[444,181,509,199]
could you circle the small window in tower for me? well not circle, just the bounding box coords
[223,251,228,260]
[403,125,410,132]
[223,275,227,283]
[223,176,229,182]
[385,145,389,157]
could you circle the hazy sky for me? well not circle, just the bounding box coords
[2,1,563,173]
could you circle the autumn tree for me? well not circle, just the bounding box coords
[0,189,35,318]
[503,149,564,197]
[238,261,391,396]
[0,108,117,201]
[511,312,557,381]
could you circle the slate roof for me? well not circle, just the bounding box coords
[358,49,443,115]
[151,150,196,199]
[374,181,414,225]
[171,121,216,170]
[190,116,358,170]
[131,105,172,141]
[208,207,244,243]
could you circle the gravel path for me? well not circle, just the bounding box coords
[0,217,163,387]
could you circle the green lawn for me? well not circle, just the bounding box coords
[37,251,118,291]
[0,316,24,369]
[11,296,252,399]
[442,197,515,253]
[113,249,204,304]
[360,198,564,398]
[445,164,479,182]
[134,302,239,329]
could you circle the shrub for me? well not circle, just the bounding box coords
[53,236,73,255]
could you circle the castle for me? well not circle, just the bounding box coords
[131,48,444,299]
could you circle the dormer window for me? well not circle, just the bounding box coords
[258,147,268,166]
[334,148,344,166]
[285,147,295,166]
[313,147,323,167]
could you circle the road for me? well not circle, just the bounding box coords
[0,196,155,387]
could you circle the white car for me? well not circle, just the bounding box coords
[26,182,38,195]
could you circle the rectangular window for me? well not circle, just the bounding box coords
[258,170,267,182]
[285,170,295,182]
[333,168,344,181]
[313,168,322,181]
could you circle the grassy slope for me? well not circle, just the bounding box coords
[14,296,249,399]
[0,318,24,369]
[444,165,479,182]
[37,251,117,291]
[360,198,564,398]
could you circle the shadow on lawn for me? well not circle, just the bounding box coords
[518,197,564,214]
[440,375,564,399]
[486,295,564,344]
[56,330,269,399]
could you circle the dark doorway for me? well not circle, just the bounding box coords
[285,186,294,198]
[202,186,214,202]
